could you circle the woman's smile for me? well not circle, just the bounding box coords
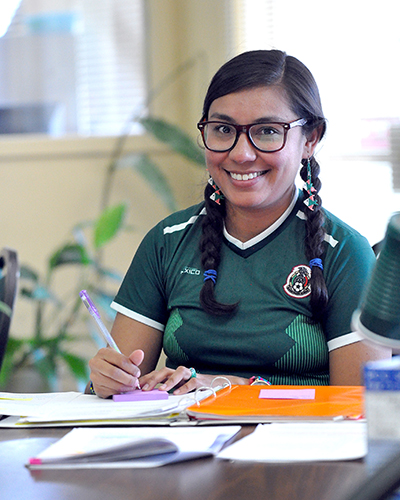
[226,169,269,181]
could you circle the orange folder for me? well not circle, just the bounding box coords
[186,385,364,422]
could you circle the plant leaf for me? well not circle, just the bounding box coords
[19,265,56,303]
[31,285,55,301]
[139,117,205,166]
[3,337,27,352]
[0,301,11,316]
[0,338,28,388]
[95,266,123,282]
[49,243,92,269]
[20,264,39,282]
[0,354,13,388]
[60,352,89,382]
[20,283,58,304]
[120,153,177,212]
[32,355,58,384]
[93,203,127,250]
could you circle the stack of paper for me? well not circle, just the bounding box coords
[0,390,212,427]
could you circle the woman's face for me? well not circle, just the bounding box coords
[205,86,317,218]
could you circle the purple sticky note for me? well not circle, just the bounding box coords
[259,389,316,400]
[112,390,169,402]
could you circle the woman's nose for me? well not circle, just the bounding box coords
[229,132,257,162]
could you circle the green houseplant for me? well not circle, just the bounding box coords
[0,203,129,391]
[0,117,205,392]
[0,54,206,391]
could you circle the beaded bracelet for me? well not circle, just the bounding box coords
[249,376,271,386]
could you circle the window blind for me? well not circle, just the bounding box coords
[0,0,147,136]
[75,0,147,136]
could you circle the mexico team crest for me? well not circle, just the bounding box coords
[283,265,312,298]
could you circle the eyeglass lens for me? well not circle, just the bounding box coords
[202,122,287,152]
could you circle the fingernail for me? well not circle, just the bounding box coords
[142,384,149,391]
[122,386,135,391]
[159,384,167,390]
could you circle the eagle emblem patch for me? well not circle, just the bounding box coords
[283,265,312,298]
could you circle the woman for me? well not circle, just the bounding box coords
[88,50,391,398]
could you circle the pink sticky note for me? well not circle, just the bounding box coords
[259,389,316,400]
[112,390,169,402]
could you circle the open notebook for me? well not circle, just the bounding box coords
[26,426,241,469]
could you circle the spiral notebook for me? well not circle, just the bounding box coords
[186,385,364,422]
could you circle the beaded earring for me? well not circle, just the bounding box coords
[208,176,225,205]
[303,158,318,211]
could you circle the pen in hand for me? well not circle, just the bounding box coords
[80,290,121,352]
[79,290,141,390]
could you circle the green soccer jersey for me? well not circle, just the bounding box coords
[111,191,376,385]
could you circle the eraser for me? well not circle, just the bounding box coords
[112,389,169,402]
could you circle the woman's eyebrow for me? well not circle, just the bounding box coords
[208,112,285,123]
[209,112,236,122]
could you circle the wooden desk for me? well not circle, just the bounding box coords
[0,426,399,500]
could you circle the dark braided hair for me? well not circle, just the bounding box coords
[198,50,328,319]
[199,182,238,315]
[300,156,328,319]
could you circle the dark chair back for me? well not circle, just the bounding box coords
[372,240,383,256]
[0,248,19,371]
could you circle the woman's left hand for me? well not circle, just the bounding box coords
[139,366,248,395]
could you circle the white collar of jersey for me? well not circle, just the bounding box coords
[223,189,299,251]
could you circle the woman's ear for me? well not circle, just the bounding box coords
[302,126,322,159]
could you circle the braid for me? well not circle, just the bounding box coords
[300,156,329,320]
[199,182,238,316]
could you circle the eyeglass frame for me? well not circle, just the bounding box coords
[197,117,308,153]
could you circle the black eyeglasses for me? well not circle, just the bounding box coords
[197,118,307,153]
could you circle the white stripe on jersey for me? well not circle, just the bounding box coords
[327,331,363,351]
[163,208,206,235]
[296,210,338,248]
[111,302,165,331]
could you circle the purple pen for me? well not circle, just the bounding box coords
[80,290,141,390]
[79,290,121,353]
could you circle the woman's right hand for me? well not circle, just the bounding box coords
[88,348,144,399]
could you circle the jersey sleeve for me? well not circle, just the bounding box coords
[323,229,376,347]
[111,222,168,331]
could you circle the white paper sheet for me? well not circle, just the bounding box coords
[217,421,367,462]
[0,392,82,417]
